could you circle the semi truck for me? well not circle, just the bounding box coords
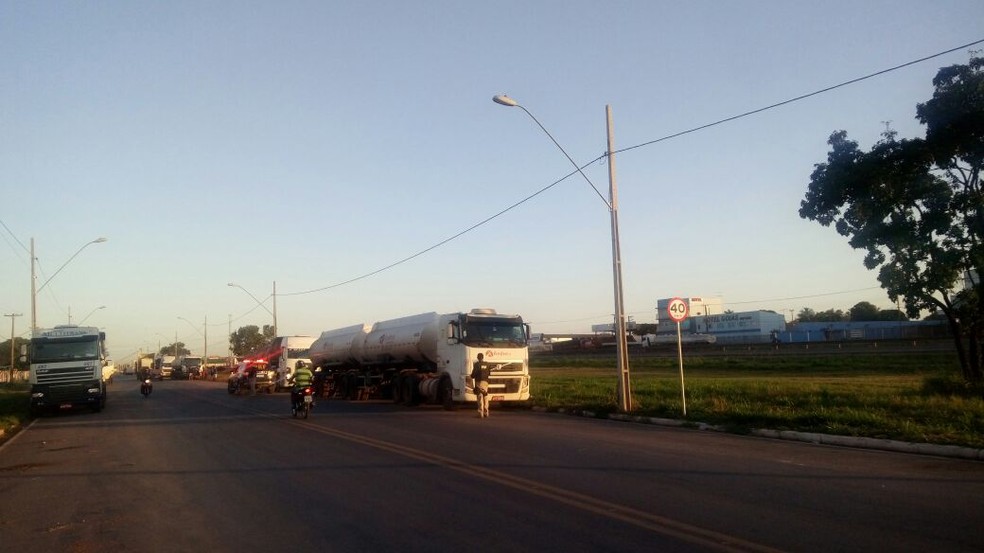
[25,325,109,415]
[261,335,316,391]
[308,308,531,409]
[154,355,176,379]
[173,355,203,379]
[135,353,155,380]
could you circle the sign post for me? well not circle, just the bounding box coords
[666,297,689,416]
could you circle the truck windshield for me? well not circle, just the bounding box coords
[287,347,310,358]
[31,338,100,363]
[460,320,527,348]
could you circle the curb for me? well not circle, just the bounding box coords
[534,407,984,461]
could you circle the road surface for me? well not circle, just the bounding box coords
[1,378,981,552]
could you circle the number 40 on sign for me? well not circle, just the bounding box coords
[667,297,689,323]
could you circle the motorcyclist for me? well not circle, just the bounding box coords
[290,360,315,408]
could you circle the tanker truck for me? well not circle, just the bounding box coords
[308,308,531,409]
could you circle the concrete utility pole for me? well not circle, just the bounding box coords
[5,313,23,381]
[493,95,632,412]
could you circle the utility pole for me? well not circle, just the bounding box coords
[30,238,37,334]
[272,280,278,339]
[5,313,23,382]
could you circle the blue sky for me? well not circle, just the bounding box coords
[2,1,982,362]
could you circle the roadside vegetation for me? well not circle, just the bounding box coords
[530,351,984,449]
[0,382,29,442]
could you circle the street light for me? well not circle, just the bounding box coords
[31,236,108,333]
[493,94,632,412]
[227,282,277,338]
[77,305,106,325]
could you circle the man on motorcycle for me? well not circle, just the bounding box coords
[290,360,315,408]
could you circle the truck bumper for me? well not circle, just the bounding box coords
[30,382,105,414]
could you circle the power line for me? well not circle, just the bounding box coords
[278,39,983,297]
[616,38,984,155]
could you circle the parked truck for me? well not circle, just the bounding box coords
[173,355,203,379]
[308,308,531,409]
[154,355,176,379]
[261,335,316,391]
[25,325,108,415]
[135,353,155,380]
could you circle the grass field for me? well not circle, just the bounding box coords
[530,351,984,449]
[2,351,982,449]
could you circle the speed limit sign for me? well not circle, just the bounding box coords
[667,297,689,323]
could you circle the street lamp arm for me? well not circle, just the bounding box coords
[36,237,108,294]
[178,316,205,337]
[493,95,611,209]
[78,305,106,325]
[227,283,275,318]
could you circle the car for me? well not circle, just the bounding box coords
[227,360,277,394]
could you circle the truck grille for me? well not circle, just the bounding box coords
[35,365,96,385]
[46,383,96,403]
[489,376,524,394]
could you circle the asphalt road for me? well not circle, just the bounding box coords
[1,378,981,552]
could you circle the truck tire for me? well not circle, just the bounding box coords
[439,376,455,411]
[403,375,419,407]
[391,374,404,404]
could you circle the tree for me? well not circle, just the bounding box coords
[797,307,817,322]
[800,56,983,382]
[229,325,273,357]
[849,301,880,321]
[876,309,909,322]
[0,337,30,371]
[158,342,190,357]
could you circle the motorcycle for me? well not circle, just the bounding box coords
[291,386,314,419]
[140,378,153,398]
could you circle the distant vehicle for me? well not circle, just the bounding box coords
[173,355,203,379]
[135,353,155,380]
[248,336,316,391]
[24,325,109,415]
[227,359,276,394]
[308,308,530,409]
[155,355,176,380]
[641,333,717,347]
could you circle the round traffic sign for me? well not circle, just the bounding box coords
[667,297,689,322]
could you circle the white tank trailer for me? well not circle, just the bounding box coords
[309,309,531,409]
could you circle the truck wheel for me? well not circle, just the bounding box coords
[439,376,455,411]
[391,374,403,404]
[403,375,419,407]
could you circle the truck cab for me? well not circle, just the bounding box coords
[26,325,108,415]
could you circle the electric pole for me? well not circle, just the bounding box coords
[4,313,23,382]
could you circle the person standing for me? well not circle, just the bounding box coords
[247,364,257,395]
[471,353,491,418]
